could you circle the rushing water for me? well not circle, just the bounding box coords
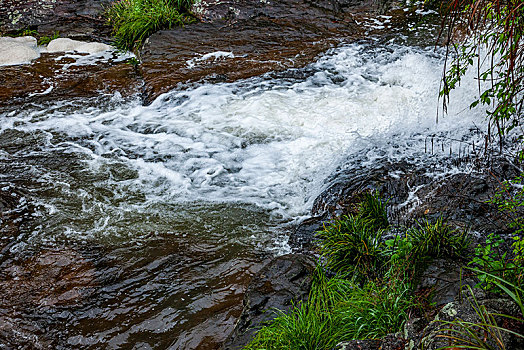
[0,41,486,349]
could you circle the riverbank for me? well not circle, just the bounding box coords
[225,152,524,349]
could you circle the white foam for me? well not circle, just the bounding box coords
[186,51,235,68]
[1,42,488,240]
[46,38,112,54]
[0,36,40,66]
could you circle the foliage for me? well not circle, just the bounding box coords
[336,278,414,340]
[38,31,59,46]
[386,218,470,277]
[244,271,351,350]
[408,218,470,259]
[472,175,524,291]
[438,0,524,143]
[316,191,390,279]
[316,214,387,279]
[489,175,524,237]
[244,271,415,350]
[105,0,193,51]
[357,191,390,232]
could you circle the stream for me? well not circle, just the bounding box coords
[0,38,486,349]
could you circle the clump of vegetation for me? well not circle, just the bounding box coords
[37,31,59,46]
[245,192,471,349]
[316,192,390,279]
[316,214,387,279]
[438,0,523,144]
[245,270,414,350]
[105,0,194,51]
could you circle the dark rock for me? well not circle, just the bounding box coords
[289,216,326,252]
[337,334,405,350]
[417,259,477,307]
[0,0,112,40]
[289,157,521,253]
[222,253,316,350]
[410,288,524,349]
[338,339,382,350]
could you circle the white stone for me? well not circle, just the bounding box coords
[0,36,40,66]
[46,38,112,54]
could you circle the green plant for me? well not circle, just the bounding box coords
[244,271,416,350]
[470,232,524,292]
[244,271,351,350]
[438,0,524,144]
[357,191,390,232]
[38,31,59,46]
[316,192,390,279]
[385,218,470,278]
[337,279,415,340]
[105,0,194,51]
[489,175,524,237]
[316,215,387,278]
[408,218,470,259]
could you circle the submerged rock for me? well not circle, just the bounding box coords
[0,36,40,65]
[222,253,316,349]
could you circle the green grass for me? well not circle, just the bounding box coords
[105,0,194,51]
[38,31,59,46]
[244,271,415,350]
[316,191,389,279]
[408,218,470,259]
[316,215,387,278]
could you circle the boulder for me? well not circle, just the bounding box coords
[0,0,112,40]
[222,253,316,349]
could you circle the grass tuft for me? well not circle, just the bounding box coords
[105,0,194,51]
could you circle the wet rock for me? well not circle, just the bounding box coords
[0,247,97,348]
[139,0,365,104]
[46,37,112,53]
[289,157,520,252]
[222,253,316,349]
[0,51,141,111]
[417,259,477,307]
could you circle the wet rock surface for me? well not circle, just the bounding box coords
[222,253,316,350]
[290,157,521,252]
[0,52,141,111]
[139,0,369,104]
